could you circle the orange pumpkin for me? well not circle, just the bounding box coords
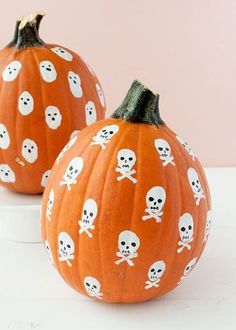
[0,12,106,194]
[41,80,211,303]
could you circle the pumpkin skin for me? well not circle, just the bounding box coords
[41,81,211,303]
[0,12,105,194]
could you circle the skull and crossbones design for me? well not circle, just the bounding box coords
[78,199,98,238]
[115,230,140,267]
[178,257,197,285]
[142,186,166,222]
[154,138,175,167]
[203,210,212,243]
[46,188,54,221]
[60,157,83,191]
[145,260,166,289]
[56,135,78,164]
[84,276,103,300]
[116,149,137,184]
[176,135,195,160]
[58,232,75,267]
[44,240,54,264]
[187,168,205,205]
[90,124,119,149]
[177,213,194,253]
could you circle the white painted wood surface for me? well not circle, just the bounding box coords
[0,168,235,330]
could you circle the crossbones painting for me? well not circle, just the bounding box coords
[177,213,194,253]
[46,188,54,221]
[203,210,212,243]
[154,138,175,167]
[84,276,103,300]
[60,157,83,191]
[142,186,166,222]
[58,232,75,267]
[90,124,119,149]
[145,260,166,289]
[178,257,197,285]
[78,199,98,238]
[115,230,140,267]
[176,135,195,160]
[187,168,205,205]
[116,148,137,183]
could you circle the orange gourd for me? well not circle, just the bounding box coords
[0,12,105,194]
[41,80,211,303]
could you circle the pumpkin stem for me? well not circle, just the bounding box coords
[112,80,164,126]
[8,11,45,49]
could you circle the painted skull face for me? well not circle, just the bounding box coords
[45,106,62,130]
[18,91,34,116]
[97,125,119,141]
[68,71,83,97]
[96,83,105,107]
[2,60,22,81]
[40,61,57,82]
[21,138,38,163]
[117,149,136,171]
[85,101,97,126]
[45,240,53,264]
[47,188,54,213]
[118,230,140,255]
[0,164,15,183]
[183,257,197,277]
[146,186,166,212]
[82,199,98,227]
[155,138,171,158]
[41,170,51,187]
[148,260,166,282]
[176,135,195,160]
[56,135,78,163]
[58,232,75,257]
[63,157,83,181]
[188,168,203,195]
[205,210,212,241]
[0,124,10,149]
[51,47,73,61]
[84,276,101,295]
[179,213,194,242]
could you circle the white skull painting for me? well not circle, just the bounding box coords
[142,186,166,223]
[70,130,80,140]
[145,260,166,289]
[90,125,119,149]
[21,138,38,163]
[46,188,54,221]
[154,138,175,166]
[41,169,51,188]
[68,71,83,98]
[0,123,10,149]
[45,240,54,264]
[56,135,78,164]
[177,213,194,253]
[115,230,140,267]
[2,60,22,81]
[18,91,34,116]
[0,164,16,183]
[45,106,62,130]
[96,83,105,107]
[187,168,205,205]
[116,149,137,183]
[84,276,103,299]
[203,210,212,242]
[51,46,73,61]
[58,232,75,267]
[60,157,83,191]
[85,101,97,126]
[78,199,98,238]
[176,135,195,160]
[39,60,57,82]
[178,257,197,284]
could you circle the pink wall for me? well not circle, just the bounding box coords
[1,0,235,166]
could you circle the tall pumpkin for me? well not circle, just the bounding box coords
[0,12,106,194]
[41,81,211,303]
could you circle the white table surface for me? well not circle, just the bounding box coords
[0,168,236,330]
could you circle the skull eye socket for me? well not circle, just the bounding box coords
[102,129,106,133]
[85,282,90,287]
[60,240,63,245]
[131,242,136,247]
[157,269,162,272]
[120,157,125,160]
[128,157,133,161]
[150,268,155,272]
[192,182,195,186]
[196,180,199,184]
[69,166,73,171]
[181,227,186,232]
[84,210,87,215]
[74,169,78,174]
[90,213,93,217]
[67,244,71,248]
[149,197,154,202]
[157,199,162,203]
[93,285,97,289]
[121,241,125,245]
[109,131,114,134]
[188,225,192,230]
[158,147,163,151]
[166,147,169,151]
[186,266,190,271]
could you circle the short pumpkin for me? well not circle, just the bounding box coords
[41,80,211,303]
[0,12,105,194]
